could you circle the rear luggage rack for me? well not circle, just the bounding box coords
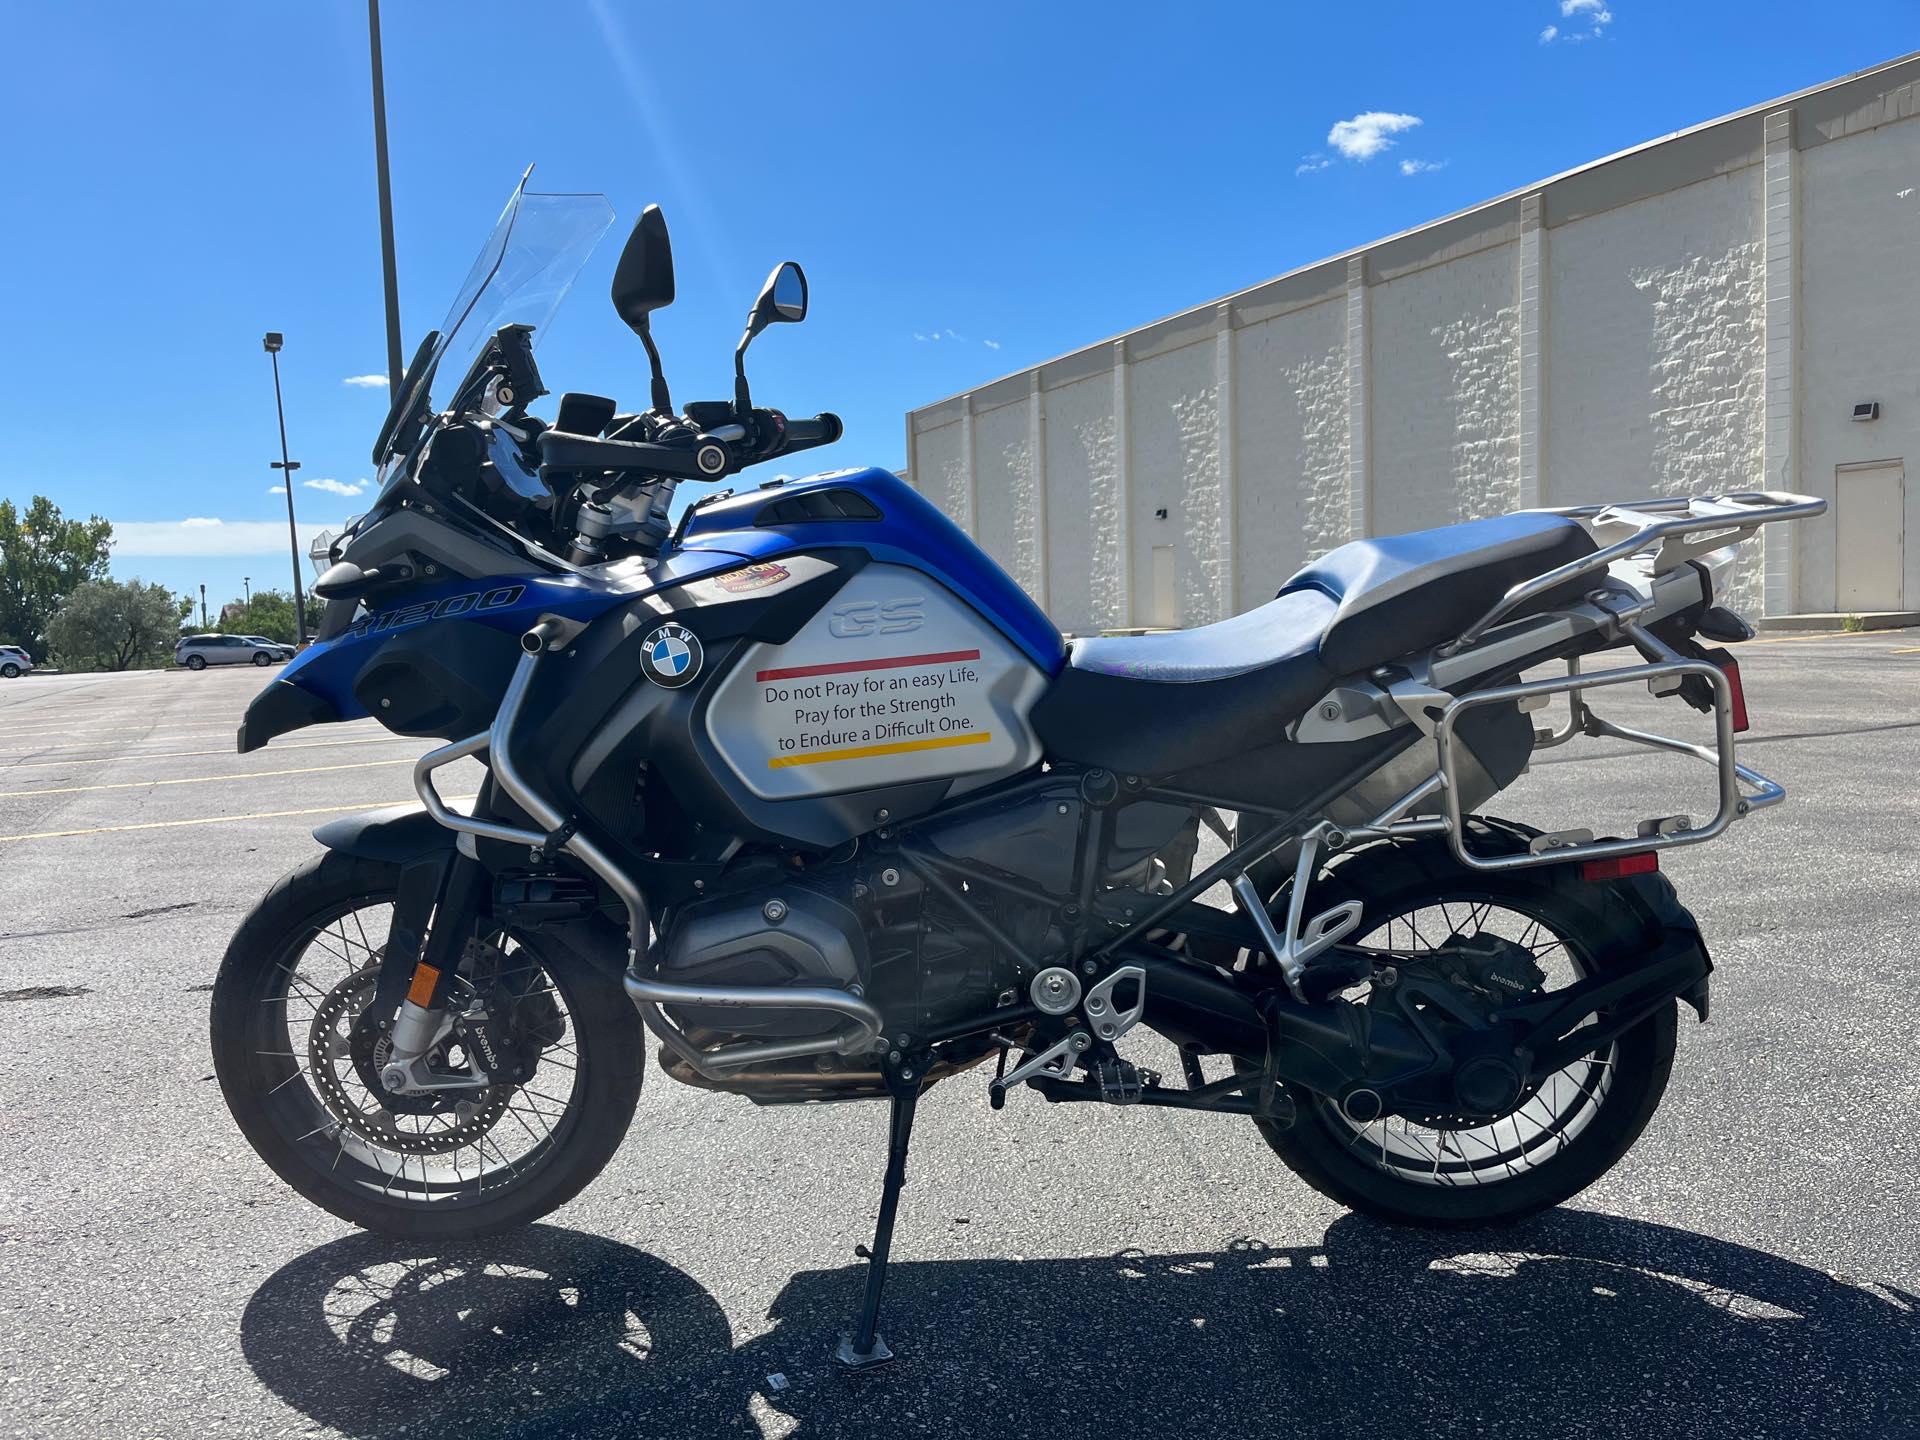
[1437,490,1825,656]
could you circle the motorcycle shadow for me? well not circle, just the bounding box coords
[239,1211,1919,1440]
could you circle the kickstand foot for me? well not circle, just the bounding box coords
[833,1074,920,1370]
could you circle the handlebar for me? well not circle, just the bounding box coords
[536,407,843,485]
[780,412,843,448]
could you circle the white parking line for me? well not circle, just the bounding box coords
[0,799,430,844]
[0,757,415,799]
[0,734,417,770]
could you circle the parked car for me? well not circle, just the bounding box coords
[175,635,284,670]
[0,644,31,678]
[239,635,296,660]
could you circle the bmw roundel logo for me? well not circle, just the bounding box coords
[640,622,702,688]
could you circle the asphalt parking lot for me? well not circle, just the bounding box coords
[1,635,1917,1439]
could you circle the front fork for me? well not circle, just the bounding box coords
[374,845,492,1092]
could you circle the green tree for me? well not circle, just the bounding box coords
[45,578,183,672]
[0,496,113,661]
[210,588,321,644]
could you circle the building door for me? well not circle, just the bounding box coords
[1835,462,1905,612]
[1149,545,1177,628]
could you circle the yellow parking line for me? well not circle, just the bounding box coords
[1890,645,1920,655]
[0,796,476,844]
[0,734,414,770]
[0,757,414,799]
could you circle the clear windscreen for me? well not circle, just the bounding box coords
[375,169,615,471]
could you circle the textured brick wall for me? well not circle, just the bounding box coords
[1233,297,1350,608]
[971,397,1042,599]
[914,420,968,529]
[1043,373,1125,634]
[1372,243,1522,533]
[1547,168,1766,609]
[1130,339,1224,624]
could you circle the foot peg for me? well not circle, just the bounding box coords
[1094,1058,1159,1104]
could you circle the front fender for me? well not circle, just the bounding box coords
[313,805,456,866]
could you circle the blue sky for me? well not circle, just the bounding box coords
[2,0,1909,613]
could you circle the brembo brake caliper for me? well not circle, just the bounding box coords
[990,965,1146,1106]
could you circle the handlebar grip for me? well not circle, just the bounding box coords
[781,412,843,447]
[537,429,729,481]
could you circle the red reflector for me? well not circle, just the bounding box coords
[1581,852,1659,882]
[1721,657,1750,733]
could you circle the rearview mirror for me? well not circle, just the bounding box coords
[611,205,676,413]
[749,261,808,337]
[735,262,808,413]
[610,205,675,327]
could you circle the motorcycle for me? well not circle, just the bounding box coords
[213,171,1826,1368]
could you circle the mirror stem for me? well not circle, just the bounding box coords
[640,322,672,414]
[733,333,753,415]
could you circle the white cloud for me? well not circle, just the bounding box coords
[302,477,367,497]
[983,339,1001,350]
[267,485,287,495]
[1399,158,1449,175]
[110,517,344,557]
[1542,1,1611,42]
[1296,153,1333,175]
[341,374,388,389]
[1327,111,1421,161]
[913,328,971,343]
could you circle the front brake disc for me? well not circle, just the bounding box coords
[307,968,511,1155]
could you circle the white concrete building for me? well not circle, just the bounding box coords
[904,54,1920,631]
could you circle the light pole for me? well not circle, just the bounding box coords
[368,0,404,400]
[243,576,251,617]
[199,584,208,630]
[262,332,310,646]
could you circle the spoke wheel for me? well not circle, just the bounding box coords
[213,850,642,1239]
[1245,826,1680,1227]
[1321,896,1615,1189]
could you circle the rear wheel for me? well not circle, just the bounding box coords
[212,850,644,1239]
[185,654,205,670]
[1248,830,1678,1227]
[0,662,19,678]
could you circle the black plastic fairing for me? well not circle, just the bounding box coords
[236,678,340,753]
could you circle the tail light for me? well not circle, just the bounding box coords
[1581,852,1659,882]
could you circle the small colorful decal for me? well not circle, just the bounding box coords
[640,622,703,688]
[712,561,792,594]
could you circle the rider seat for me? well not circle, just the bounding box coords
[1031,511,1595,776]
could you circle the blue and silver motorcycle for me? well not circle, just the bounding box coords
[213,174,1824,1367]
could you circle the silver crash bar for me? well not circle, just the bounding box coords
[413,618,885,1080]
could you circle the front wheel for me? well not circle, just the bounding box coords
[211,849,644,1239]
[252,650,272,666]
[1248,828,1679,1227]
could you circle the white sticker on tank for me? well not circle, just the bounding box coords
[704,564,1045,801]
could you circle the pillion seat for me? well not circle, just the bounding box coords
[1030,510,1596,776]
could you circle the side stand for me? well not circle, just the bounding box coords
[834,1073,921,1370]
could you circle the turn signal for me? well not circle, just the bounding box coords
[1581,853,1659,882]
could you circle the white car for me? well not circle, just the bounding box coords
[0,645,31,678]
[175,635,285,670]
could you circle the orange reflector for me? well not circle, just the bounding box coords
[1581,852,1659,882]
[1721,657,1750,733]
[405,962,442,1007]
